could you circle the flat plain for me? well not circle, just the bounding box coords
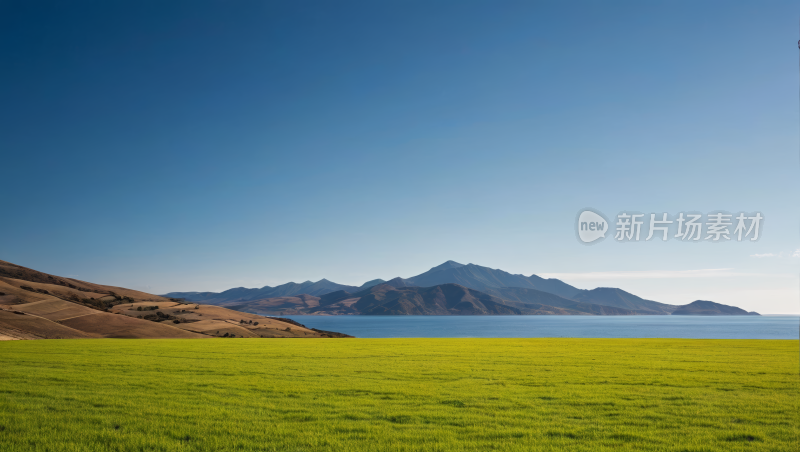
[0,338,797,451]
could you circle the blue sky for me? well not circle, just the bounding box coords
[1,1,798,313]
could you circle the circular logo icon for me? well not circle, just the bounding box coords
[576,209,608,244]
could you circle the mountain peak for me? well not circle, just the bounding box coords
[360,278,386,288]
[426,260,465,274]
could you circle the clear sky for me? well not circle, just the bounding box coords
[1,1,798,313]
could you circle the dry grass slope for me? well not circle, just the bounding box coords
[0,310,96,340]
[0,260,350,340]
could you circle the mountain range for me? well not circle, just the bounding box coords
[165,278,360,303]
[166,261,758,317]
[1,258,757,341]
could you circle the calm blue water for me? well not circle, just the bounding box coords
[285,315,800,339]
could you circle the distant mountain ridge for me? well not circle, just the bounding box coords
[164,260,757,316]
[402,261,583,300]
[167,279,359,303]
[672,300,759,316]
[484,287,638,316]
[359,279,386,288]
[256,260,585,299]
[572,288,677,315]
[353,283,522,315]
[233,282,625,316]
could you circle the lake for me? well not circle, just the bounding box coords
[284,315,800,339]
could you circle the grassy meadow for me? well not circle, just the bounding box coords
[0,338,797,451]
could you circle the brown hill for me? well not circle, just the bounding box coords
[0,260,351,340]
[0,310,97,340]
[0,259,170,302]
[221,294,322,316]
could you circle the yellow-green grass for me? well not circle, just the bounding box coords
[0,339,797,451]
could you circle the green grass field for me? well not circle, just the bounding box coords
[0,338,797,451]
